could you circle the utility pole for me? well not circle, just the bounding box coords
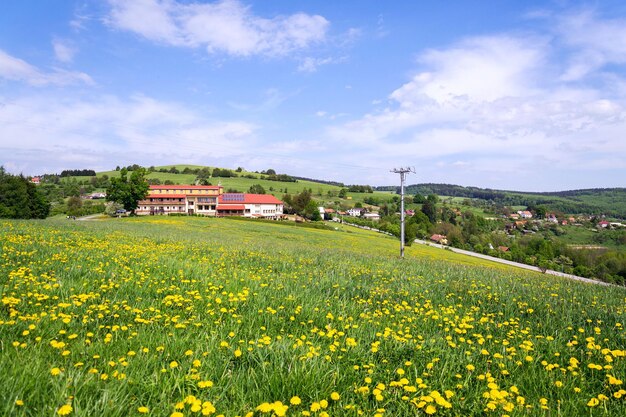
[391,167,415,258]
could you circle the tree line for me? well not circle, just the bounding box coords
[0,167,50,219]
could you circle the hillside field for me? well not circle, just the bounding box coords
[1,217,625,416]
[84,165,396,206]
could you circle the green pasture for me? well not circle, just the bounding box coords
[1,216,625,417]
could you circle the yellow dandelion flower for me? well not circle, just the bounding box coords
[290,396,302,405]
[138,406,149,413]
[587,398,599,407]
[57,404,73,415]
[330,392,340,401]
[51,367,62,376]
[425,404,437,414]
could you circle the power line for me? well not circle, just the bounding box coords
[390,166,415,258]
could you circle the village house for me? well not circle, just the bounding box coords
[347,207,366,217]
[30,176,40,184]
[546,214,558,223]
[430,234,448,245]
[517,210,533,219]
[362,212,380,221]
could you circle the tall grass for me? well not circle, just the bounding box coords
[1,217,624,416]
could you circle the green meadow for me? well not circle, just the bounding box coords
[1,216,625,416]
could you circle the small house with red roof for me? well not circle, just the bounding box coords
[430,234,448,245]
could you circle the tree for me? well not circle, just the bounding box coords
[413,194,426,204]
[427,194,439,204]
[248,184,266,194]
[303,200,321,221]
[106,168,149,214]
[67,196,83,216]
[0,167,50,219]
[421,199,437,223]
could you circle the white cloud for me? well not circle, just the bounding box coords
[0,49,92,86]
[297,56,345,73]
[107,0,329,57]
[557,10,626,81]
[327,24,626,189]
[391,35,546,106]
[0,93,258,174]
[52,39,77,63]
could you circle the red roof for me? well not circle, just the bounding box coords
[217,205,245,211]
[149,185,222,190]
[218,193,283,205]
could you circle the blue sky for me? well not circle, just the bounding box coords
[1,0,626,191]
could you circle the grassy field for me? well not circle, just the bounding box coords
[1,217,625,417]
[90,166,395,205]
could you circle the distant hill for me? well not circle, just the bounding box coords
[375,183,626,218]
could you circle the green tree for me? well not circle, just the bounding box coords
[0,167,50,219]
[427,194,439,204]
[303,200,322,221]
[413,194,426,204]
[106,168,149,214]
[248,184,266,194]
[421,199,437,223]
[67,196,83,216]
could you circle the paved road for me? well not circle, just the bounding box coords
[413,239,612,287]
[75,214,107,221]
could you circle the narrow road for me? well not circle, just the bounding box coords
[76,214,106,221]
[413,239,612,287]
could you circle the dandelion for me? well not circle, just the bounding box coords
[138,406,149,413]
[290,396,302,405]
[57,404,73,415]
[425,404,437,414]
[330,392,340,401]
[587,398,599,407]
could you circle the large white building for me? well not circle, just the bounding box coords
[217,193,284,219]
[136,185,221,216]
[135,186,283,219]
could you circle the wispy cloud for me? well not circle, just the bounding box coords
[106,0,329,57]
[52,38,77,63]
[557,10,626,81]
[297,56,338,72]
[327,14,626,188]
[0,49,92,86]
[0,93,257,174]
